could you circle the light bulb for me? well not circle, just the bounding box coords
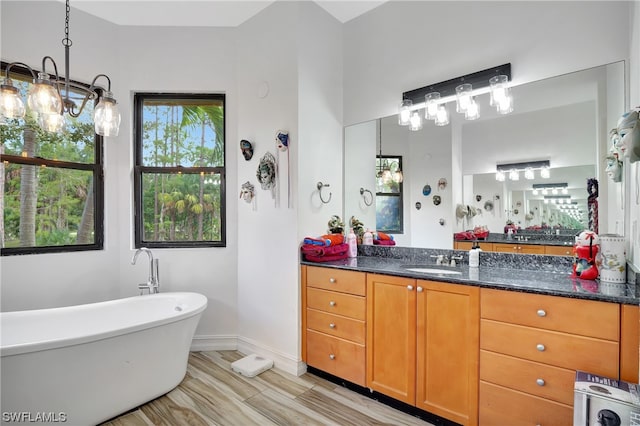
[524,167,534,180]
[93,91,121,137]
[27,73,62,115]
[464,99,479,120]
[409,111,422,131]
[562,188,568,195]
[540,166,550,179]
[0,78,26,119]
[509,169,519,181]
[434,105,449,126]
[552,188,558,195]
[424,92,440,120]
[495,171,505,182]
[490,75,513,115]
[532,189,538,195]
[38,113,66,133]
[398,99,412,126]
[455,83,472,112]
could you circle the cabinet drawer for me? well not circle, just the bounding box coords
[306,330,365,386]
[545,245,573,256]
[307,308,365,344]
[480,350,574,405]
[307,288,365,320]
[306,266,365,295]
[481,288,619,340]
[480,381,572,426]
[481,319,619,378]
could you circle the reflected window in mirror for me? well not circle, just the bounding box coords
[376,156,403,233]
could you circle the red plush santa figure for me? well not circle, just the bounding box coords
[572,230,599,280]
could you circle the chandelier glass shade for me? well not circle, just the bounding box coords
[0,0,120,137]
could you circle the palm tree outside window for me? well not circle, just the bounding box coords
[133,93,226,248]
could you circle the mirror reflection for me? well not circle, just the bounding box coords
[344,61,625,249]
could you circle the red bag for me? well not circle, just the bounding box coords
[301,243,349,262]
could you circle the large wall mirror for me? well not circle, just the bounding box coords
[344,61,625,249]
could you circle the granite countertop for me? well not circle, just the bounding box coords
[301,255,639,305]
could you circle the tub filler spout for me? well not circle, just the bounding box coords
[132,247,160,294]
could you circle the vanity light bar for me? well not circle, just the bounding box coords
[496,160,550,172]
[402,63,512,104]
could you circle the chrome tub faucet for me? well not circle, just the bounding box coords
[131,247,160,294]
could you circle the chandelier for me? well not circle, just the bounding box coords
[0,0,121,137]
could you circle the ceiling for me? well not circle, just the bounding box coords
[59,0,389,27]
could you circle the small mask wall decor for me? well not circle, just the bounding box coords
[275,130,289,152]
[476,194,482,202]
[257,152,277,201]
[437,178,447,191]
[415,202,422,210]
[433,195,442,206]
[239,181,255,203]
[422,184,431,196]
[240,139,254,161]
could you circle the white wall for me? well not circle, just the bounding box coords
[115,24,241,346]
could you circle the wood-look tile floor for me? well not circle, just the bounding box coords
[101,350,434,426]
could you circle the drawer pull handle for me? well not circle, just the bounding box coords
[329,301,336,307]
[407,285,414,291]
[329,323,336,329]
[329,278,336,283]
[536,344,545,352]
[329,354,335,360]
[536,378,545,386]
[537,309,547,317]
[417,286,423,293]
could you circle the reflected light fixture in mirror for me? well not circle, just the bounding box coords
[496,160,551,181]
[532,182,568,196]
[409,111,422,131]
[376,119,404,184]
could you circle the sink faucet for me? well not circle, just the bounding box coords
[131,247,160,294]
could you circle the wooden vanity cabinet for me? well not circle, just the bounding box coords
[544,245,574,256]
[453,241,493,251]
[479,288,620,426]
[302,265,367,386]
[493,243,546,254]
[366,273,479,426]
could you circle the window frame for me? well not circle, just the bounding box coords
[0,61,105,256]
[375,155,404,234]
[133,92,226,249]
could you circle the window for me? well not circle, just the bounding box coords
[134,93,226,248]
[375,155,403,233]
[0,62,104,255]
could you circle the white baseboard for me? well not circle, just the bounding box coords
[237,336,307,377]
[190,334,237,352]
[190,334,306,376]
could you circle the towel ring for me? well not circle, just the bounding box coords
[360,188,373,206]
[317,181,332,204]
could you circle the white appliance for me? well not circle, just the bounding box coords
[574,371,640,426]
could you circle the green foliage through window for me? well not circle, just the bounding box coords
[134,93,226,248]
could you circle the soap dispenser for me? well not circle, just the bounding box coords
[347,228,358,258]
[363,229,374,245]
[469,241,481,268]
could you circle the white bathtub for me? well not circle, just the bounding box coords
[0,292,207,425]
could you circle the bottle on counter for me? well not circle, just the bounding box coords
[363,229,374,245]
[347,228,358,258]
[469,241,481,268]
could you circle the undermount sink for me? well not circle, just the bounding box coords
[401,266,462,275]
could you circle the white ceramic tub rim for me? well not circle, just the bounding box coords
[0,292,207,357]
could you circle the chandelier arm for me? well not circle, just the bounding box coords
[89,74,112,92]
[40,56,64,114]
[4,62,38,80]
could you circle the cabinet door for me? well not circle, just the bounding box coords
[493,243,518,253]
[518,245,545,254]
[366,273,417,405]
[620,304,639,383]
[416,281,479,426]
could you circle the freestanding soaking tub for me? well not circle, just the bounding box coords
[1,292,207,425]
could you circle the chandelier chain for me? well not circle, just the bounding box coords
[63,0,72,47]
